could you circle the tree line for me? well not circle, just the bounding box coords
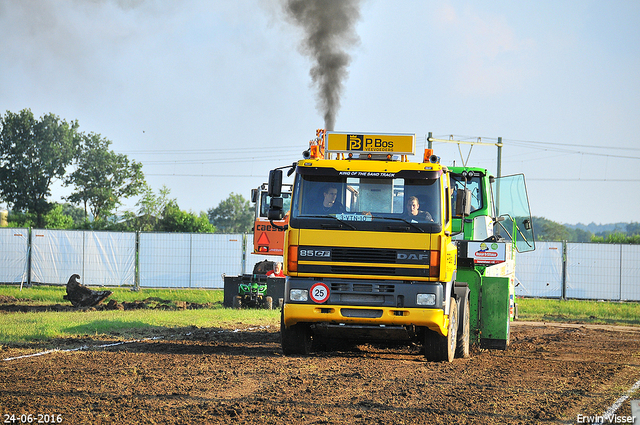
[3,109,636,241]
[0,109,253,233]
[532,217,640,244]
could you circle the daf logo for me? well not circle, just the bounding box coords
[397,253,429,261]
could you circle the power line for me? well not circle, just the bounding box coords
[146,173,268,178]
[528,178,640,182]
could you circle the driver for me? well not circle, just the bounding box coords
[404,196,433,222]
[318,184,345,214]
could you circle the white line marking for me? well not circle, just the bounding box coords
[2,338,160,362]
[595,379,640,425]
[2,326,271,362]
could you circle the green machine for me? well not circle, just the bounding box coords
[450,167,535,349]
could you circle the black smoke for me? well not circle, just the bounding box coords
[283,0,362,131]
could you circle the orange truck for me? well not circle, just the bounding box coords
[250,183,292,255]
[222,183,292,309]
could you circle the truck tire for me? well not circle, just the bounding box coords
[280,309,312,355]
[264,296,273,310]
[232,296,242,309]
[456,296,470,358]
[424,298,458,362]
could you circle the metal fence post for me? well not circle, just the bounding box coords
[134,231,140,291]
[619,244,623,301]
[561,241,567,300]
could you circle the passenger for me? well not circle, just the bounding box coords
[404,196,433,222]
[318,184,345,214]
[266,262,285,277]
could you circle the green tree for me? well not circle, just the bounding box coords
[592,233,640,244]
[627,222,640,236]
[570,228,593,242]
[43,204,74,229]
[123,184,174,231]
[60,203,87,227]
[157,201,215,233]
[6,203,77,229]
[532,216,570,241]
[208,193,254,234]
[65,132,145,222]
[0,109,81,227]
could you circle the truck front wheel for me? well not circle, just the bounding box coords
[424,298,458,362]
[280,309,312,355]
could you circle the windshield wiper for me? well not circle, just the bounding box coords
[376,216,425,233]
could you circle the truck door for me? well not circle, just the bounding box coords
[494,174,535,252]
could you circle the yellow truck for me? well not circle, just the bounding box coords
[267,130,534,361]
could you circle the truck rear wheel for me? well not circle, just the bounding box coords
[456,296,470,358]
[424,298,458,362]
[280,309,312,355]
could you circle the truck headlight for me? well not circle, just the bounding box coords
[290,289,308,302]
[416,293,436,306]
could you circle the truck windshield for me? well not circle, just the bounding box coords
[291,172,441,231]
[450,174,484,214]
[259,191,292,218]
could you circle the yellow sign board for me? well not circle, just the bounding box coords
[326,132,415,155]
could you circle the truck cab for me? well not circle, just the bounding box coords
[271,131,463,361]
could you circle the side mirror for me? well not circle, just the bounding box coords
[268,169,282,197]
[454,189,472,217]
[523,218,532,231]
[268,197,284,220]
[250,188,259,203]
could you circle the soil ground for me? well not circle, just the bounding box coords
[1,311,640,424]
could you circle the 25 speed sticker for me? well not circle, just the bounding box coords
[309,282,330,303]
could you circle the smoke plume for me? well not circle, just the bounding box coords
[283,0,361,131]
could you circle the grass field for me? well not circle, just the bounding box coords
[516,297,640,326]
[0,285,638,344]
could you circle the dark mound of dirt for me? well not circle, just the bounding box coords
[0,297,219,313]
[0,295,21,303]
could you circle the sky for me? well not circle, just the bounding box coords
[1,0,639,226]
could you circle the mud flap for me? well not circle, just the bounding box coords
[479,276,510,350]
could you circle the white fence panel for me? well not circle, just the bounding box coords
[139,233,245,288]
[30,230,135,286]
[515,241,563,298]
[191,234,243,288]
[566,243,621,300]
[621,245,640,301]
[0,228,29,284]
[31,229,84,285]
[83,232,136,286]
[139,233,191,288]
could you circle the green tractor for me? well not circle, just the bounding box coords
[232,260,275,310]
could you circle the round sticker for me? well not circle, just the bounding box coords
[310,282,330,303]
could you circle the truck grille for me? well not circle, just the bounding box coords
[331,282,396,293]
[331,265,396,275]
[331,248,396,263]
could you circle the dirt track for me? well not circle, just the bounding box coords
[1,320,640,424]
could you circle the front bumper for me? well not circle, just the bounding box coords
[282,302,448,336]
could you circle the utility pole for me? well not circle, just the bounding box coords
[496,137,503,178]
